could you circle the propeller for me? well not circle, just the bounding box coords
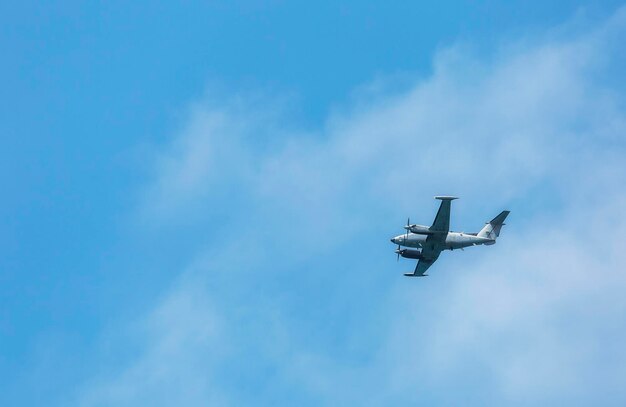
[396,217,410,262]
[405,217,410,241]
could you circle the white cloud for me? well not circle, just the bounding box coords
[80,7,626,406]
[78,274,230,407]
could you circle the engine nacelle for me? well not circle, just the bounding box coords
[397,249,424,260]
[407,224,434,235]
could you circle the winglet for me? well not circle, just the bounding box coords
[434,196,458,200]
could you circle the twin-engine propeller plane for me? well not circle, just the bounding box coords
[391,196,509,277]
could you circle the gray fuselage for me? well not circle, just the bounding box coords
[391,232,493,250]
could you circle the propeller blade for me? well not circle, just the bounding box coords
[396,245,401,261]
[405,218,410,240]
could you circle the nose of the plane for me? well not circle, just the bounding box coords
[390,237,396,243]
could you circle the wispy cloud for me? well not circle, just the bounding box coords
[80,8,626,406]
[79,274,230,407]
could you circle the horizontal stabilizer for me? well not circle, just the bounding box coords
[404,273,428,277]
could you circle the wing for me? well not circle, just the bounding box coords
[404,257,438,277]
[430,196,458,233]
[404,236,443,277]
[403,196,456,277]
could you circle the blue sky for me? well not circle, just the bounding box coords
[2,2,626,406]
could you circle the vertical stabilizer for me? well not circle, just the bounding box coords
[477,210,510,241]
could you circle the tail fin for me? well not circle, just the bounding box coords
[477,210,510,241]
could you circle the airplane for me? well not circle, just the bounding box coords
[390,196,509,277]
